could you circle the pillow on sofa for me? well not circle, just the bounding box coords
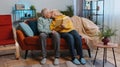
[27,20,39,35]
[19,22,34,37]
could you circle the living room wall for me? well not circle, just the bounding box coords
[0,0,73,14]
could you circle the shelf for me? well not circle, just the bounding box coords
[82,0,104,27]
[13,9,36,22]
[97,0,104,1]
[15,9,34,10]
[92,14,103,16]
[83,9,97,10]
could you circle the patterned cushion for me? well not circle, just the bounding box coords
[19,22,34,37]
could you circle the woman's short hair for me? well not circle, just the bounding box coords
[51,9,63,16]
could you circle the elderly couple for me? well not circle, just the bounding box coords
[37,8,86,65]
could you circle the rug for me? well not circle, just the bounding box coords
[0,50,115,67]
[14,60,114,67]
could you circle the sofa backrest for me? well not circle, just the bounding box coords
[0,15,15,45]
[0,15,14,41]
[23,17,77,36]
[24,18,39,35]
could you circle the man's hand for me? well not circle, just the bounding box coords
[52,30,56,34]
[61,24,65,28]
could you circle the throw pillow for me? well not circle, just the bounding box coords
[27,20,39,35]
[19,22,34,36]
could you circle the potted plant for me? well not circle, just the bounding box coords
[98,27,117,45]
[30,5,36,10]
[60,5,74,17]
[29,5,37,18]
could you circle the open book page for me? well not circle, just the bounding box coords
[55,19,63,27]
[55,16,71,28]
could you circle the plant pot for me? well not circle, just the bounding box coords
[102,37,110,45]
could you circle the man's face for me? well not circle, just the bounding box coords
[44,10,51,18]
[47,12,52,18]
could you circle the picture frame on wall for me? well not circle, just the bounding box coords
[15,4,25,10]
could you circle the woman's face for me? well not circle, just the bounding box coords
[51,11,56,18]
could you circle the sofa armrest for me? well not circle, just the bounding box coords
[16,30,26,50]
[16,30,25,40]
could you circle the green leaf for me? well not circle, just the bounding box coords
[97,26,117,39]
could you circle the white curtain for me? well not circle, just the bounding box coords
[73,0,83,16]
[104,0,120,44]
[73,0,120,44]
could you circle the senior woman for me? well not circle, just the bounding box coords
[50,10,86,65]
[37,8,60,65]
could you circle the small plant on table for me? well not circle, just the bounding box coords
[98,26,117,45]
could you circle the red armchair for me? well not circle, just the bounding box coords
[0,15,20,59]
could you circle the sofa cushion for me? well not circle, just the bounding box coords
[27,20,39,35]
[24,36,68,49]
[24,36,39,46]
[24,35,87,49]
[0,39,15,45]
[19,22,34,37]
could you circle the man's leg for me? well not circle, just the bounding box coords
[51,32,60,58]
[51,32,60,65]
[39,33,48,64]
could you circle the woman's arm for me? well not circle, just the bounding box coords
[61,17,73,30]
[50,21,55,31]
[50,20,63,31]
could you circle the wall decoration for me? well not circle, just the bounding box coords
[15,4,25,10]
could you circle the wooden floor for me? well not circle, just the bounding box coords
[0,45,120,67]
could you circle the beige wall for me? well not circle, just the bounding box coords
[0,0,73,14]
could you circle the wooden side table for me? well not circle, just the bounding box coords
[93,43,118,67]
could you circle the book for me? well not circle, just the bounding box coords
[55,19,63,27]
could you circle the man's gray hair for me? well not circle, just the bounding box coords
[41,8,49,17]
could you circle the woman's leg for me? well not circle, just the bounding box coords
[39,33,48,58]
[60,33,76,59]
[60,32,80,65]
[69,30,86,64]
[69,30,83,58]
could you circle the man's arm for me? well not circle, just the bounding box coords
[37,17,47,33]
